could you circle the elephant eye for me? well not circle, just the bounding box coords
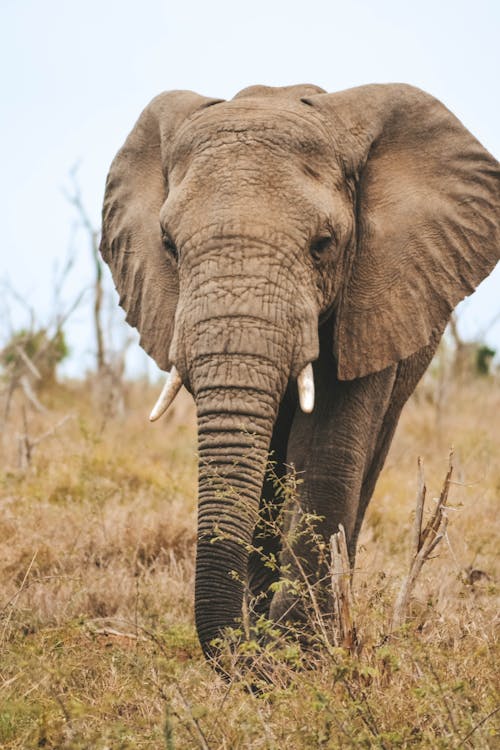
[162,232,179,262]
[310,233,335,263]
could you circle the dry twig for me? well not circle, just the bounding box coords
[330,524,358,652]
[0,550,38,643]
[19,375,46,413]
[391,452,453,631]
[17,413,73,470]
[15,345,42,380]
[86,625,148,642]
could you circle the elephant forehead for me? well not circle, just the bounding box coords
[171,101,334,163]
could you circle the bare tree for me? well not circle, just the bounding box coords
[64,167,106,374]
[448,310,498,378]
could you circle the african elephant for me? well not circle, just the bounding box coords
[100,83,500,658]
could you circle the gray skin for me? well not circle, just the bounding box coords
[100,83,500,658]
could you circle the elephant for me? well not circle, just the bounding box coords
[100,83,500,659]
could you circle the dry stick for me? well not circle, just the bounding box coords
[155,680,204,750]
[330,524,358,652]
[455,705,500,749]
[426,657,461,739]
[92,617,213,749]
[19,375,46,413]
[17,405,31,470]
[17,413,73,470]
[391,452,453,632]
[0,550,38,643]
[173,685,211,750]
[1,281,36,329]
[1,378,16,425]
[15,345,42,380]
[0,673,21,691]
[411,457,426,558]
[340,677,385,745]
[87,625,148,642]
[421,453,453,549]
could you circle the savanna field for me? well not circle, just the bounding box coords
[0,366,498,749]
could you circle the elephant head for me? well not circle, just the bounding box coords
[100,83,499,656]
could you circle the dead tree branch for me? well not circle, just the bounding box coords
[15,346,41,381]
[330,524,358,652]
[19,376,46,413]
[391,452,453,631]
[17,413,73,471]
[64,168,106,373]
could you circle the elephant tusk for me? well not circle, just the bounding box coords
[297,363,315,413]
[149,366,183,422]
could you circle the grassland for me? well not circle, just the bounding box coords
[0,372,498,749]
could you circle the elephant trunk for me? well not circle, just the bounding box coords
[193,360,284,654]
[171,238,320,655]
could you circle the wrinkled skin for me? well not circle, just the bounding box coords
[100,84,500,657]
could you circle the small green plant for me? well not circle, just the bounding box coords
[1,327,69,387]
[476,344,496,375]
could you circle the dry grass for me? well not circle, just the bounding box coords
[0,374,498,748]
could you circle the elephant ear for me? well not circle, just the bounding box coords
[303,84,500,380]
[100,91,222,371]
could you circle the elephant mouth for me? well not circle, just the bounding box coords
[149,362,315,422]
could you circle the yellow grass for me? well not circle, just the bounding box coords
[0,374,498,748]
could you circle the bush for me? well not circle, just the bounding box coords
[0,327,69,388]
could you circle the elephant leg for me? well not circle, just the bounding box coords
[351,342,439,559]
[269,351,399,624]
[247,390,296,618]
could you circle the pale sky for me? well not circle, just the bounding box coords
[1,0,499,377]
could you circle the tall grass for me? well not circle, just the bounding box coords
[0,374,498,748]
